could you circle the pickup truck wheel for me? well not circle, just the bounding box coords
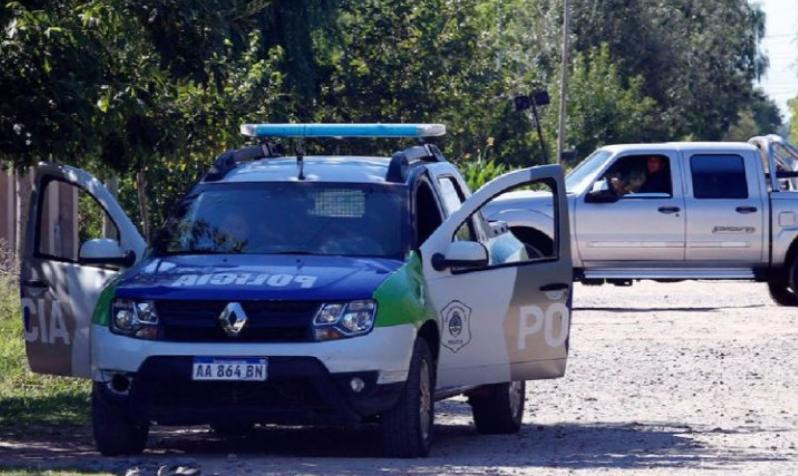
[510,227,553,260]
[769,257,798,306]
[468,380,526,434]
[91,383,148,456]
[380,338,435,458]
[768,280,797,306]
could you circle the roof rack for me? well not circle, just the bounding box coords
[240,123,446,138]
[203,141,283,182]
[386,144,446,183]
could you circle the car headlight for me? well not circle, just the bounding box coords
[110,299,159,340]
[313,300,376,340]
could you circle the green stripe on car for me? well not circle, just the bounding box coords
[373,252,435,328]
[92,279,119,326]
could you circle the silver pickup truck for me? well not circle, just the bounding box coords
[485,135,798,305]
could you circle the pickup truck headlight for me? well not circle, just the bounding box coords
[110,299,159,340]
[313,300,376,340]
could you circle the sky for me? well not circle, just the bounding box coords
[757,0,798,123]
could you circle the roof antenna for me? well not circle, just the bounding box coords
[295,141,305,180]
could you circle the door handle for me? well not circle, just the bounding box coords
[21,279,48,288]
[540,282,569,292]
[736,206,758,214]
[657,206,680,214]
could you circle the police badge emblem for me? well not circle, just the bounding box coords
[440,300,472,353]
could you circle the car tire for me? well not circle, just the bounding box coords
[769,257,798,306]
[210,421,255,437]
[380,338,435,458]
[768,279,797,306]
[91,383,148,456]
[469,380,526,434]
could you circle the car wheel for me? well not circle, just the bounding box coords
[380,338,435,458]
[768,279,797,305]
[91,383,148,456]
[469,380,526,434]
[210,421,255,437]
[770,257,798,306]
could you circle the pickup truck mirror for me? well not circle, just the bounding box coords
[585,178,620,203]
[431,241,489,271]
[79,238,135,267]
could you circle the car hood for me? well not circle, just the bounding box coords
[115,254,404,302]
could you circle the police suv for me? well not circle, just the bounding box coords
[20,124,573,457]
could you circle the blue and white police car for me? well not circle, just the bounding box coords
[20,124,573,457]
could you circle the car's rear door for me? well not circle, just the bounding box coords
[683,150,767,265]
[20,163,145,378]
[419,165,572,390]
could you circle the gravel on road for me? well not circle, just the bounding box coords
[1,280,796,475]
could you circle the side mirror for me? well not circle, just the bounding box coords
[585,178,620,203]
[79,238,135,267]
[431,241,489,271]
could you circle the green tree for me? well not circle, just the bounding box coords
[553,44,657,159]
[570,0,767,140]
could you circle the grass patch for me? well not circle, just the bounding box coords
[0,271,90,432]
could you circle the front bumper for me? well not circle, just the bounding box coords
[91,324,415,385]
[96,356,404,425]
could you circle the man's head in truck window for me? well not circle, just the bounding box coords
[638,155,671,194]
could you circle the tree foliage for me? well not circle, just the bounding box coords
[0,0,779,233]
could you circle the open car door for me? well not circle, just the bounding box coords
[20,163,146,378]
[419,164,573,390]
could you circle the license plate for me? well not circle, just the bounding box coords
[192,357,268,381]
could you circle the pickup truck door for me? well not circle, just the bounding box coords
[575,151,686,262]
[20,163,145,378]
[419,165,572,389]
[683,151,766,264]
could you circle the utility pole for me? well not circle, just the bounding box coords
[557,0,571,164]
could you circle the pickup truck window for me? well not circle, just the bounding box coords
[565,150,612,194]
[690,154,748,199]
[602,155,672,197]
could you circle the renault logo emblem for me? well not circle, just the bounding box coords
[219,302,248,337]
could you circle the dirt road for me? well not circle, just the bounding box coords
[2,280,797,475]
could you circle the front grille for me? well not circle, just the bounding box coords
[140,378,325,409]
[156,300,320,342]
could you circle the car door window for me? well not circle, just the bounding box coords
[36,179,119,262]
[454,178,558,266]
[414,180,443,247]
[690,154,748,199]
[599,154,672,197]
[437,176,476,242]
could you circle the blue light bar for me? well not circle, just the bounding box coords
[240,123,446,138]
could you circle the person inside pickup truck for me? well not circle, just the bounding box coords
[610,155,671,196]
[638,155,671,194]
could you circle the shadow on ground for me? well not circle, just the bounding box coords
[1,417,787,474]
[574,304,765,313]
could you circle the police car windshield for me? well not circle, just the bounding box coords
[154,182,408,259]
